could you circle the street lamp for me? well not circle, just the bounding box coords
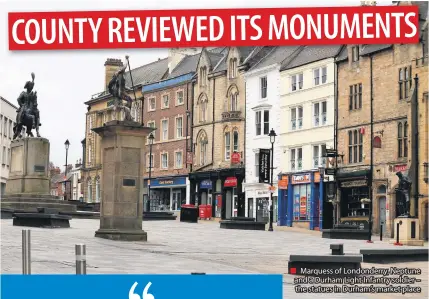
[268,128,277,232]
[147,133,154,212]
[64,139,70,201]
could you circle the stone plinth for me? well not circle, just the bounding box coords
[392,217,424,246]
[93,120,153,241]
[6,137,50,195]
[2,137,76,214]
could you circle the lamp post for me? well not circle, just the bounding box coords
[147,133,154,212]
[268,128,277,232]
[64,139,70,201]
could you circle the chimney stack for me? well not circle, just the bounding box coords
[104,58,123,91]
[360,1,377,6]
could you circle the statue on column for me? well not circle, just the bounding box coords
[13,72,42,139]
[395,172,412,217]
[107,56,133,121]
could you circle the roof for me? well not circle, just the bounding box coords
[281,45,342,71]
[0,96,18,110]
[248,46,301,71]
[212,46,258,73]
[168,54,200,78]
[123,58,168,87]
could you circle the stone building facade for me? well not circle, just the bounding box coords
[335,1,428,239]
[0,96,17,195]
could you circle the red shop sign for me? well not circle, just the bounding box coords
[224,177,237,187]
[394,164,407,172]
[231,152,241,164]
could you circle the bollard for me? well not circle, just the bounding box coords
[75,244,87,274]
[394,221,403,246]
[380,224,383,241]
[22,229,31,274]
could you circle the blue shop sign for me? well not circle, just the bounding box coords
[150,177,186,187]
[200,179,212,189]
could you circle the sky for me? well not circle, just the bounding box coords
[0,0,393,170]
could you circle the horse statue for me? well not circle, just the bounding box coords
[13,72,42,140]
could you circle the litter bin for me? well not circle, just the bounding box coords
[180,204,198,223]
[199,205,211,220]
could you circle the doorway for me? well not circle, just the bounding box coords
[378,196,387,235]
[172,190,181,210]
[248,198,254,218]
[256,198,269,223]
[225,190,232,219]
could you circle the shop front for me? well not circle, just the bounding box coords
[243,183,278,223]
[188,168,245,220]
[144,176,190,211]
[279,171,324,230]
[336,169,371,231]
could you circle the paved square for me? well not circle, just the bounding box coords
[1,219,427,299]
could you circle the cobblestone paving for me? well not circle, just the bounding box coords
[1,219,427,298]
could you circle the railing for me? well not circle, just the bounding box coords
[291,120,296,130]
[313,157,319,168]
[222,111,242,121]
[297,118,303,129]
[322,113,327,125]
[314,115,320,127]
[290,160,296,171]
[297,159,303,170]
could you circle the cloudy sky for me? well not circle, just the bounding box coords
[0,0,393,170]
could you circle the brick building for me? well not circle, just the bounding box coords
[141,48,225,211]
[335,1,428,239]
[82,57,168,203]
[189,47,273,219]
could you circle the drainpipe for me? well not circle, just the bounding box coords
[190,80,195,173]
[368,55,374,242]
[334,60,339,226]
[413,74,420,217]
[212,77,216,168]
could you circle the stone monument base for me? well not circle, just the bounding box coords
[1,194,77,214]
[391,216,424,246]
[95,228,148,241]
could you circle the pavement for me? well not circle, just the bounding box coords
[1,218,428,299]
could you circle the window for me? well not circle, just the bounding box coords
[255,153,260,178]
[7,149,10,166]
[313,144,327,168]
[176,117,183,138]
[229,58,237,78]
[89,115,92,129]
[398,121,408,158]
[260,76,267,98]
[162,94,169,108]
[291,73,303,91]
[87,179,92,202]
[290,148,303,171]
[348,130,363,164]
[255,110,270,136]
[225,132,231,160]
[161,153,168,169]
[230,93,238,111]
[2,146,6,164]
[314,66,327,86]
[349,83,362,110]
[3,117,7,137]
[351,46,359,62]
[95,178,100,203]
[200,101,207,122]
[399,66,412,100]
[233,131,239,152]
[200,140,208,165]
[175,151,183,168]
[147,121,155,128]
[149,98,156,111]
[313,101,327,126]
[200,67,207,86]
[147,154,154,169]
[161,119,168,141]
[9,120,12,139]
[291,106,303,130]
[176,90,184,105]
[88,144,92,166]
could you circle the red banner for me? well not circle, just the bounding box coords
[8,6,419,50]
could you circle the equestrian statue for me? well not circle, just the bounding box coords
[13,72,41,140]
[107,56,135,121]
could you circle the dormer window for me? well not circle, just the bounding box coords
[199,67,207,87]
[351,46,360,62]
[229,58,238,78]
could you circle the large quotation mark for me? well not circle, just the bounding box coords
[129,282,155,299]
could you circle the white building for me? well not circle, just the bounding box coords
[278,45,342,230]
[0,96,18,195]
[69,160,83,201]
[243,46,301,223]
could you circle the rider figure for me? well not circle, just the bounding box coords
[107,60,133,121]
[14,73,41,138]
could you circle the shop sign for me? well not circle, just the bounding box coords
[231,152,241,164]
[340,180,367,188]
[150,177,186,187]
[314,172,321,183]
[224,177,237,187]
[186,152,193,164]
[258,149,270,184]
[256,190,269,197]
[292,173,311,184]
[200,180,212,189]
[394,164,407,172]
[278,179,288,190]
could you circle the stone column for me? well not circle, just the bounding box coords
[93,120,153,241]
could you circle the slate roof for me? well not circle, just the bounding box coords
[248,46,301,71]
[281,45,343,71]
[212,46,258,73]
[123,58,168,87]
[168,54,200,78]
